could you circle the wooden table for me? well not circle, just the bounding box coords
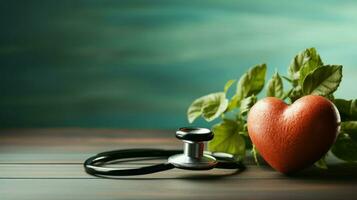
[1,129,357,200]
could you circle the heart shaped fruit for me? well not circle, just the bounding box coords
[247,95,340,174]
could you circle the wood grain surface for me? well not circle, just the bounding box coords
[1,129,357,200]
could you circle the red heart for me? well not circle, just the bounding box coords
[247,95,340,174]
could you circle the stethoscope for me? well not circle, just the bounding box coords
[84,127,245,177]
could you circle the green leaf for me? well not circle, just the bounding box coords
[288,47,323,86]
[302,65,343,96]
[332,133,357,162]
[201,93,229,122]
[237,64,267,98]
[341,121,357,132]
[282,88,293,101]
[227,94,240,111]
[252,145,260,166]
[282,75,292,83]
[314,155,328,169]
[266,72,284,99]
[224,79,236,93]
[187,92,228,123]
[288,51,305,83]
[327,94,335,101]
[299,48,323,84]
[240,95,257,115]
[287,48,325,102]
[334,99,357,121]
[187,98,205,123]
[289,86,303,102]
[229,64,267,110]
[341,121,357,140]
[208,120,246,159]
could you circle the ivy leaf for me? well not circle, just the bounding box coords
[288,47,323,86]
[229,64,267,110]
[187,92,228,123]
[224,79,236,93]
[208,120,246,159]
[266,72,284,99]
[334,99,357,121]
[302,65,343,96]
[332,133,357,162]
[240,95,257,116]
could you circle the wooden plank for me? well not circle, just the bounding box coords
[0,129,181,163]
[1,163,357,180]
[1,128,357,200]
[0,129,177,148]
[1,178,357,200]
[0,164,245,179]
[0,128,175,138]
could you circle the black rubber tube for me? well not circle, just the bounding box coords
[84,149,181,176]
[84,148,245,177]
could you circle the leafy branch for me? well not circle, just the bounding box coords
[187,47,357,168]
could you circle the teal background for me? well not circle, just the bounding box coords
[1,0,357,129]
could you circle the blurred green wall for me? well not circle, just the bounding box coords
[1,0,357,129]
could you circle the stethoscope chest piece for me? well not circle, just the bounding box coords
[168,127,217,170]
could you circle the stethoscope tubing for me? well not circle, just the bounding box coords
[84,148,245,177]
[84,149,180,176]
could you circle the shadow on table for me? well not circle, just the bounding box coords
[291,162,357,181]
[88,156,357,181]
[88,156,246,180]
[91,168,245,181]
